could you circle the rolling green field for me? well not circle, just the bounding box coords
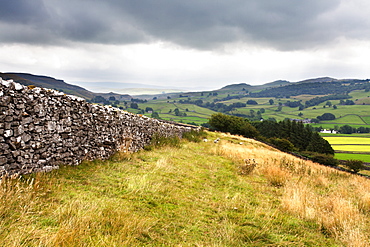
[119,88,370,129]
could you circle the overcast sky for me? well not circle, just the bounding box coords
[1,0,370,91]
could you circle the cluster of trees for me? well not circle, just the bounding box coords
[252,119,334,155]
[209,113,334,156]
[131,98,147,103]
[233,109,264,121]
[91,96,122,107]
[213,94,247,102]
[316,113,336,121]
[240,93,354,113]
[339,99,355,105]
[173,108,187,117]
[284,100,303,108]
[336,125,370,134]
[304,94,350,108]
[178,100,248,113]
[246,100,258,105]
[92,96,110,105]
[208,113,259,138]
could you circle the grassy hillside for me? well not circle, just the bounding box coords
[1,132,370,246]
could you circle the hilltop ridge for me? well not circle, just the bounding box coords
[0,72,95,100]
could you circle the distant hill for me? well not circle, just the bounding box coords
[298,77,337,84]
[219,83,253,91]
[0,73,95,100]
[75,81,189,95]
[249,78,370,98]
[94,92,132,101]
[216,78,350,95]
[218,80,291,92]
[257,80,291,88]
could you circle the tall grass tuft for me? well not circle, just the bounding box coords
[144,133,181,151]
[214,133,370,246]
[182,128,207,143]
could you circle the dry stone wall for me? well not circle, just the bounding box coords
[0,78,195,176]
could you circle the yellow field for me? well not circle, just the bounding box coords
[332,145,370,152]
[324,137,370,145]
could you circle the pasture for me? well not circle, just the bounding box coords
[335,153,370,163]
[120,88,370,127]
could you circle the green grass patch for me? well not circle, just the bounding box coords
[335,153,370,163]
[321,114,366,125]
[362,116,370,124]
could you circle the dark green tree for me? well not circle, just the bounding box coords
[247,100,258,105]
[130,103,139,109]
[317,113,336,121]
[145,107,154,112]
[307,132,334,155]
[174,108,180,116]
[151,112,160,119]
[339,125,353,134]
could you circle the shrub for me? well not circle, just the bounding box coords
[182,129,207,143]
[268,137,295,152]
[238,158,257,175]
[144,134,181,150]
[345,159,365,173]
[263,166,288,187]
[301,152,338,166]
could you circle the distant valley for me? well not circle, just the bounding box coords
[2,72,370,132]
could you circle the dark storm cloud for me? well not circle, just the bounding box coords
[0,0,367,50]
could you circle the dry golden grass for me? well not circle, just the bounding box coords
[213,133,370,246]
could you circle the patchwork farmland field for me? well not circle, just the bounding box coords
[323,135,370,163]
[331,145,370,153]
[325,137,370,145]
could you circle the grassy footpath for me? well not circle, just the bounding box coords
[1,132,370,246]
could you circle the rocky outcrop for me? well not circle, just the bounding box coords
[0,78,195,176]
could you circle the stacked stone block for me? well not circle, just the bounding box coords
[0,78,194,176]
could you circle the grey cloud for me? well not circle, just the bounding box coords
[0,0,367,50]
